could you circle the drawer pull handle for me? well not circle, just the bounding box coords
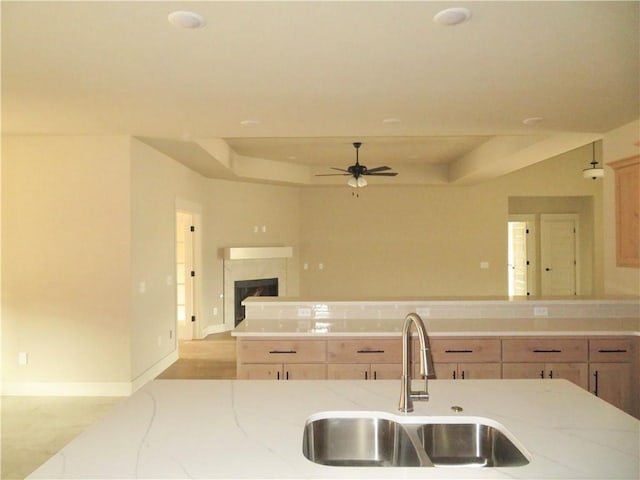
[356,349,385,354]
[269,350,297,354]
[598,349,627,353]
[445,349,473,353]
[533,349,562,353]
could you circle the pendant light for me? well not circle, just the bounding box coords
[583,142,604,179]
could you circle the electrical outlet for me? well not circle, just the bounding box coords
[480,261,490,269]
[297,307,312,318]
[318,263,324,270]
[18,352,28,366]
[213,307,218,315]
[534,306,549,317]
[157,336,162,347]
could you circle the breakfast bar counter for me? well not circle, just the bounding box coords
[29,379,639,479]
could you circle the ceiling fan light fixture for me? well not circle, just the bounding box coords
[583,142,604,180]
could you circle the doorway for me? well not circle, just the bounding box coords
[540,214,579,296]
[507,215,536,296]
[176,211,195,341]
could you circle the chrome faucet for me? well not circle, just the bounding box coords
[399,313,434,413]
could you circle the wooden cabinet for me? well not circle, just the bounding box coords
[589,338,634,414]
[237,338,327,380]
[430,338,502,380]
[502,338,589,389]
[609,155,640,268]
[327,338,402,380]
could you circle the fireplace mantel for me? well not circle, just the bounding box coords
[222,246,293,260]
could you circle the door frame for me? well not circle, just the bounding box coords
[508,214,537,296]
[540,213,580,296]
[175,199,203,342]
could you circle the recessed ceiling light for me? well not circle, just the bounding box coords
[433,7,472,26]
[240,119,260,127]
[168,11,206,29]
[522,117,545,126]
[382,118,401,125]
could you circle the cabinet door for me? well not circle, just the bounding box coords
[546,363,588,389]
[327,363,369,380]
[590,362,631,413]
[458,363,502,380]
[285,363,327,380]
[371,363,403,380]
[430,338,501,363]
[502,363,545,380]
[327,338,401,363]
[434,363,458,380]
[502,338,588,363]
[237,364,282,380]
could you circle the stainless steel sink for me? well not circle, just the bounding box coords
[302,412,530,468]
[302,416,422,467]
[416,422,530,467]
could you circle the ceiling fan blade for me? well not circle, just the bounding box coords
[365,172,398,176]
[315,173,351,176]
[330,167,350,173]
[366,166,392,173]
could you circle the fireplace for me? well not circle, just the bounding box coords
[222,247,292,329]
[234,278,279,326]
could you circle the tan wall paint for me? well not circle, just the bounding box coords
[603,119,640,295]
[130,139,301,378]
[1,136,132,383]
[299,143,604,298]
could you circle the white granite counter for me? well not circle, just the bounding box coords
[29,379,639,479]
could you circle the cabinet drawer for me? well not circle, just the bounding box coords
[430,338,501,363]
[327,338,401,363]
[237,339,326,364]
[589,338,634,362]
[502,338,588,363]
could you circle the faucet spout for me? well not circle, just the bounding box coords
[399,313,433,413]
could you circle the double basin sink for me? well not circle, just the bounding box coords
[303,411,530,468]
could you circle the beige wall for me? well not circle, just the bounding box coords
[603,119,640,295]
[1,136,132,385]
[129,139,300,379]
[2,122,635,391]
[299,143,604,298]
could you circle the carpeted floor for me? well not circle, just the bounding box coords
[1,332,236,479]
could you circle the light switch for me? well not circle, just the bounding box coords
[480,261,489,269]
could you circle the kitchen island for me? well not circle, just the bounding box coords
[29,378,639,479]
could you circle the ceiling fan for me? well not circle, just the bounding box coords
[316,142,398,188]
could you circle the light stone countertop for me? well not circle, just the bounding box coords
[232,317,640,337]
[29,379,639,479]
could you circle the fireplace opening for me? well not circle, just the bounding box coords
[234,278,278,326]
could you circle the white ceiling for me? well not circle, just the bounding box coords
[2,1,638,185]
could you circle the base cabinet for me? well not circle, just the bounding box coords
[502,362,589,389]
[238,363,326,380]
[589,363,631,413]
[327,363,402,380]
[435,362,502,380]
[326,338,403,380]
[589,338,634,414]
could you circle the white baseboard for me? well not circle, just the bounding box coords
[131,350,179,393]
[202,323,231,337]
[1,350,180,397]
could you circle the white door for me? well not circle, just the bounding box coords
[508,222,529,296]
[541,214,578,296]
[176,211,195,340]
